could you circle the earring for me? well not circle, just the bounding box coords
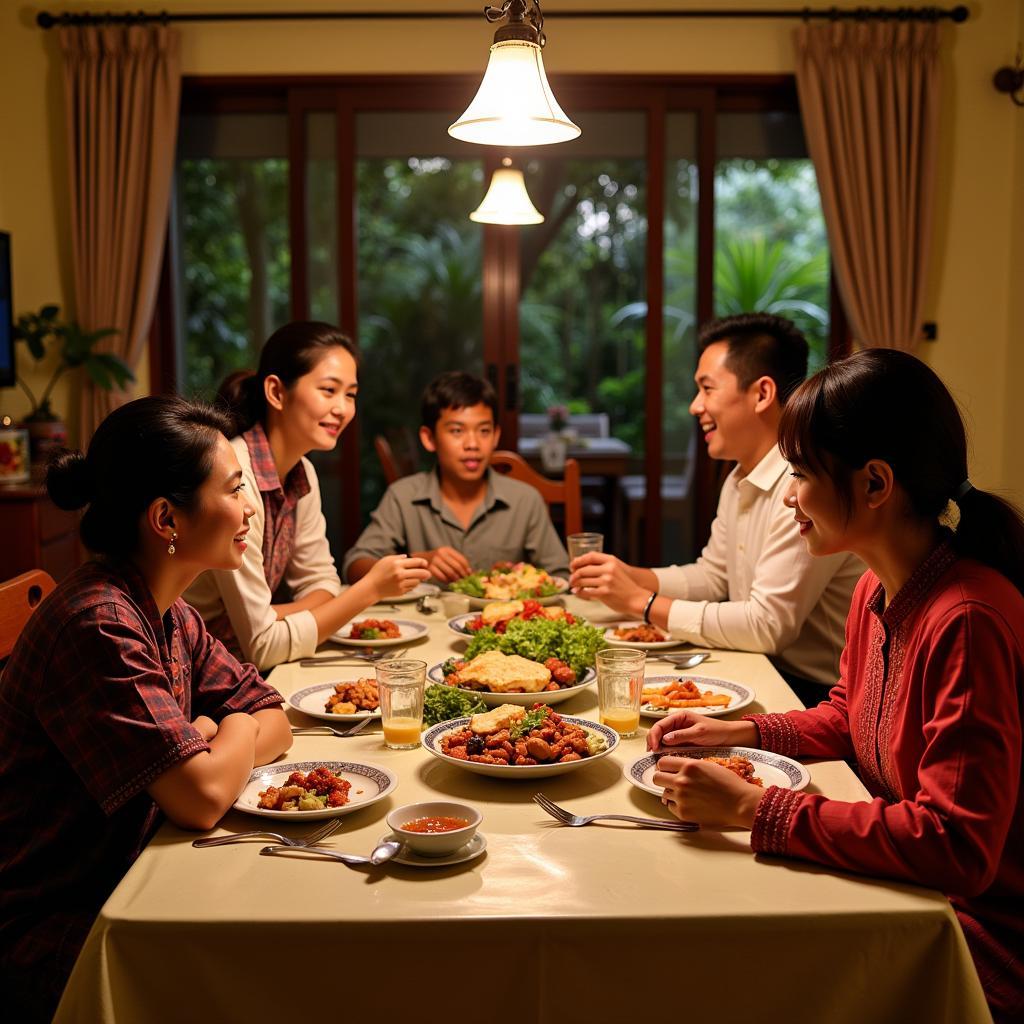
[167,531,177,556]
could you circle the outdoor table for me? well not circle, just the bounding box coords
[54,596,991,1024]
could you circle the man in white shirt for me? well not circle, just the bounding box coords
[569,313,863,704]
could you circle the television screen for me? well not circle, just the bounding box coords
[0,232,13,388]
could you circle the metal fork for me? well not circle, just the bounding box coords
[533,792,699,832]
[298,651,387,667]
[192,817,343,849]
[290,717,375,738]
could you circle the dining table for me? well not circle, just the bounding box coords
[54,595,991,1024]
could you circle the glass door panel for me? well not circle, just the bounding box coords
[662,111,699,565]
[306,111,338,323]
[174,112,291,400]
[355,111,485,514]
[518,110,647,556]
[714,111,830,372]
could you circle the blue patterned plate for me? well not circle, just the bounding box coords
[233,760,398,820]
[625,746,810,797]
[640,675,755,719]
[422,715,619,779]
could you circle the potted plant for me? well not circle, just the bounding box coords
[13,304,132,466]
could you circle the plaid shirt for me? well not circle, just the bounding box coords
[0,559,282,974]
[206,423,312,659]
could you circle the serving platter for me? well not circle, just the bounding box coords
[624,746,810,798]
[453,576,570,610]
[422,715,619,779]
[427,661,596,706]
[233,760,398,820]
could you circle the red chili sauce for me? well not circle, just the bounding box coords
[401,815,470,833]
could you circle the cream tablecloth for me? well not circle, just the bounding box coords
[55,597,991,1024]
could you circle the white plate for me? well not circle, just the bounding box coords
[624,746,810,797]
[427,661,596,706]
[330,618,429,647]
[288,681,382,723]
[233,760,398,820]
[380,831,488,868]
[603,622,683,650]
[639,675,755,719]
[455,577,570,610]
[376,582,437,605]
[422,715,619,779]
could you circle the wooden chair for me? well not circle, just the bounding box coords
[490,450,583,536]
[374,430,421,485]
[0,569,56,661]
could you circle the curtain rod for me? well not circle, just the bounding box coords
[36,7,971,30]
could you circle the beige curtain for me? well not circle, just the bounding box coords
[794,20,940,351]
[59,24,181,439]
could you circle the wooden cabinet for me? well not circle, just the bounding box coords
[0,483,81,582]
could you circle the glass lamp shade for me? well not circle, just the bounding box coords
[470,163,544,225]
[449,39,581,147]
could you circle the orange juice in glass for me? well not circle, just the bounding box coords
[375,659,426,750]
[596,648,646,739]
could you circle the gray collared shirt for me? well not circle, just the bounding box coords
[341,470,570,581]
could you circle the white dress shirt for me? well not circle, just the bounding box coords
[653,445,863,687]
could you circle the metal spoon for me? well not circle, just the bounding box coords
[259,839,403,867]
[661,652,711,669]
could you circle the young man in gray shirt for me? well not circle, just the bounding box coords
[343,372,569,584]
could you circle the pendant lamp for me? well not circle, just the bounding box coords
[449,0,580,147]
[470,158,544,225]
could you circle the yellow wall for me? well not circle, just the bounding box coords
[1,0,1022,502]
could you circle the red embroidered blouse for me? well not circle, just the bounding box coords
[748,543,1023,1021]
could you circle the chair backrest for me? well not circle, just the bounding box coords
[374,430,420,486]
[490,450,582,536]
[374,435,402,485]
[0,569,56,661]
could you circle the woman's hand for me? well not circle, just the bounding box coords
[653,756,766,829]
[192,715,219,743]
[646,712,758,751]
[363,554,430,601]
[568,552,648,613]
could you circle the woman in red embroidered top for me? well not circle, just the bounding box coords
[186,322,429,669]
[648,349,1024,1022]
[0,397,293,1022]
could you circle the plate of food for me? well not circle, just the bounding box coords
[234,760,399,820]
[427,651,596,706]
[448,598,581,638]
[640,675,755,719]
[288,677,382,723]
[624,745,810,798]
[603,622,683,650]
[423,704,619,779]
[449,562,569,609]
[330,618,428,647]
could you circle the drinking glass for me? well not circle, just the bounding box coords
[567,532,604,563]
[376,659,426,749]
[596,647,646,738]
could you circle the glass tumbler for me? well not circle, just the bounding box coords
[596,647,646,738]
[376,659,426,749]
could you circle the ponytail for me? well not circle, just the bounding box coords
[953,487,1024,595]
[217,321,356,436]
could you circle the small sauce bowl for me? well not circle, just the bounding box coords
[386,801,482,857]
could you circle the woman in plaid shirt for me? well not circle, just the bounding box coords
[0,396,292,1021]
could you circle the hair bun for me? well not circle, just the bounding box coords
[46,448,94,510]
